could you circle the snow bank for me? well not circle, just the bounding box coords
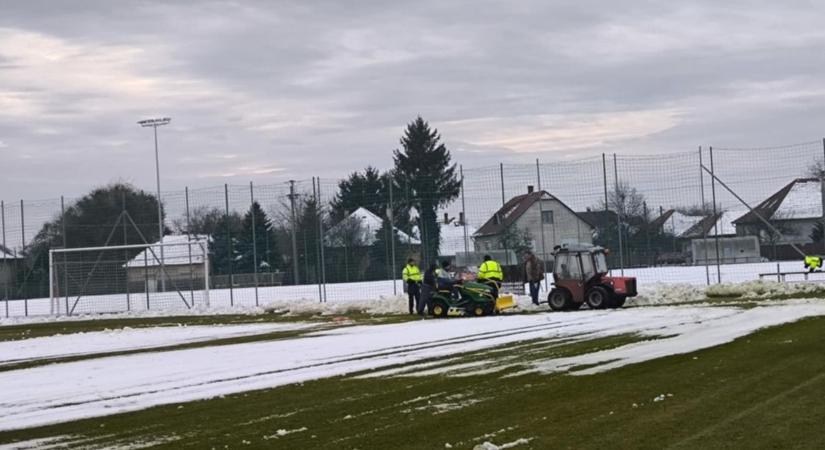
[0,323,315,366]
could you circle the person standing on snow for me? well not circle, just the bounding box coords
[477,254,503,299]
[402,258,423,315]
[523,251,545,305]
[420,263,438,315]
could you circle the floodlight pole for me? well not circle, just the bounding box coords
[138,117,171,291]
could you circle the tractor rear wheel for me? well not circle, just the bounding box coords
[548,289,571,311]
[431,300,449,318]
[586,286,610,310]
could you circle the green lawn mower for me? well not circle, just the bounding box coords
[429,281,502,317]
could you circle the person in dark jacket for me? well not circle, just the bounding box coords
[523,251,545,305]
[420,263,438,315]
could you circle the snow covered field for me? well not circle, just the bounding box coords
[2,300,824,432]
[3,260,824,320]
[0,322,315,367]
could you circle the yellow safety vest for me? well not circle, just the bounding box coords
[804,255,822,270]
[478,260,503,281]
[402,264,423,282]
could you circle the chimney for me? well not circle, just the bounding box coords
[527,185,534,194]
[443,213,450,224]
[458,212,465,225]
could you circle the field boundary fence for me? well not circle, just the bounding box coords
[2,139,824,317]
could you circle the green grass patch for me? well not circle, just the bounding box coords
[6,317,825,449]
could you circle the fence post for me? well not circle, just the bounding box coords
[250,181,259,306]
[1,200,6,317]
[820,138,825,254]
[460,166,469,256]
[312,177,323,302]
[20,199,27,315]
[144,251,150,310]
[698,147,710,285]
[602,154,609,211]
[536,159,549,289]
[203,240,211,307]
[185,187,195,306]
[612,155,625,276]
[388,178,398,295]
[288,180,300,285]
[499,163,509,266]
[316,178,327,302]
[121,192,131,311]
[224,183,234,306]
[709,146,722,283]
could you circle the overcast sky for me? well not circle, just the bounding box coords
[1,0,824,201]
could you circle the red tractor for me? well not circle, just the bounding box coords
[547,245,637,311]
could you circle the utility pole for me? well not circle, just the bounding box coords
[289,180,300,285]
[138,117,171,291]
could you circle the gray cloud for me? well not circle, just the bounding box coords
[1,0,824,201]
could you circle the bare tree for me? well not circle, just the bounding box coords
[598,182,647,220]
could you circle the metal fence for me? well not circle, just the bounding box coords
[2,139,824,316]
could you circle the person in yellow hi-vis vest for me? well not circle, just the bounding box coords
[402,258,423,315]
[478,254,503,299]
[804,255,822,273]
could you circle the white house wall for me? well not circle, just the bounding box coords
[474,199,594,255]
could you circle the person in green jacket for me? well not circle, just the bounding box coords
[478,254,503,299]
[402,258,423,314]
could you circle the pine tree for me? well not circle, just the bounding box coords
[393,117,460,264]
[330,167,412,233]
[236,202,279,273]
[208,212,243,275]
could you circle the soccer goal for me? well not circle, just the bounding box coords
[49,237,210,316]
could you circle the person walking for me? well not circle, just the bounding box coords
[402,258,423,315]
[523,251,544,305]
[477,254,503,299]
[420,263,438,315]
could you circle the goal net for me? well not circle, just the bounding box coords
[49,237,210,316]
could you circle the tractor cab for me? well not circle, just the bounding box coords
[547,245,637,311]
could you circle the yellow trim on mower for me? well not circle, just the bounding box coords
[495,294,517,313]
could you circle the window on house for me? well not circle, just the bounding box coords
[541,210,554,224]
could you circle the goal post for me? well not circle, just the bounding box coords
[49,238,210,316]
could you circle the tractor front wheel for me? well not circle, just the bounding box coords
[548,289,571,311]
[586,286,610,310]
[611,295,627,308]
[431,300,449,318]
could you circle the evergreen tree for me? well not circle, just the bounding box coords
[236,201,279,273]
[208,212,243,275]
[330,167,412,234]
[392,117,460,264]
[331,167,386,221]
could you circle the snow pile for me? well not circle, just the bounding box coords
[629,283,705,306]
[262,295,408,316]
[706,280,825,299]
[629,280,825,306]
